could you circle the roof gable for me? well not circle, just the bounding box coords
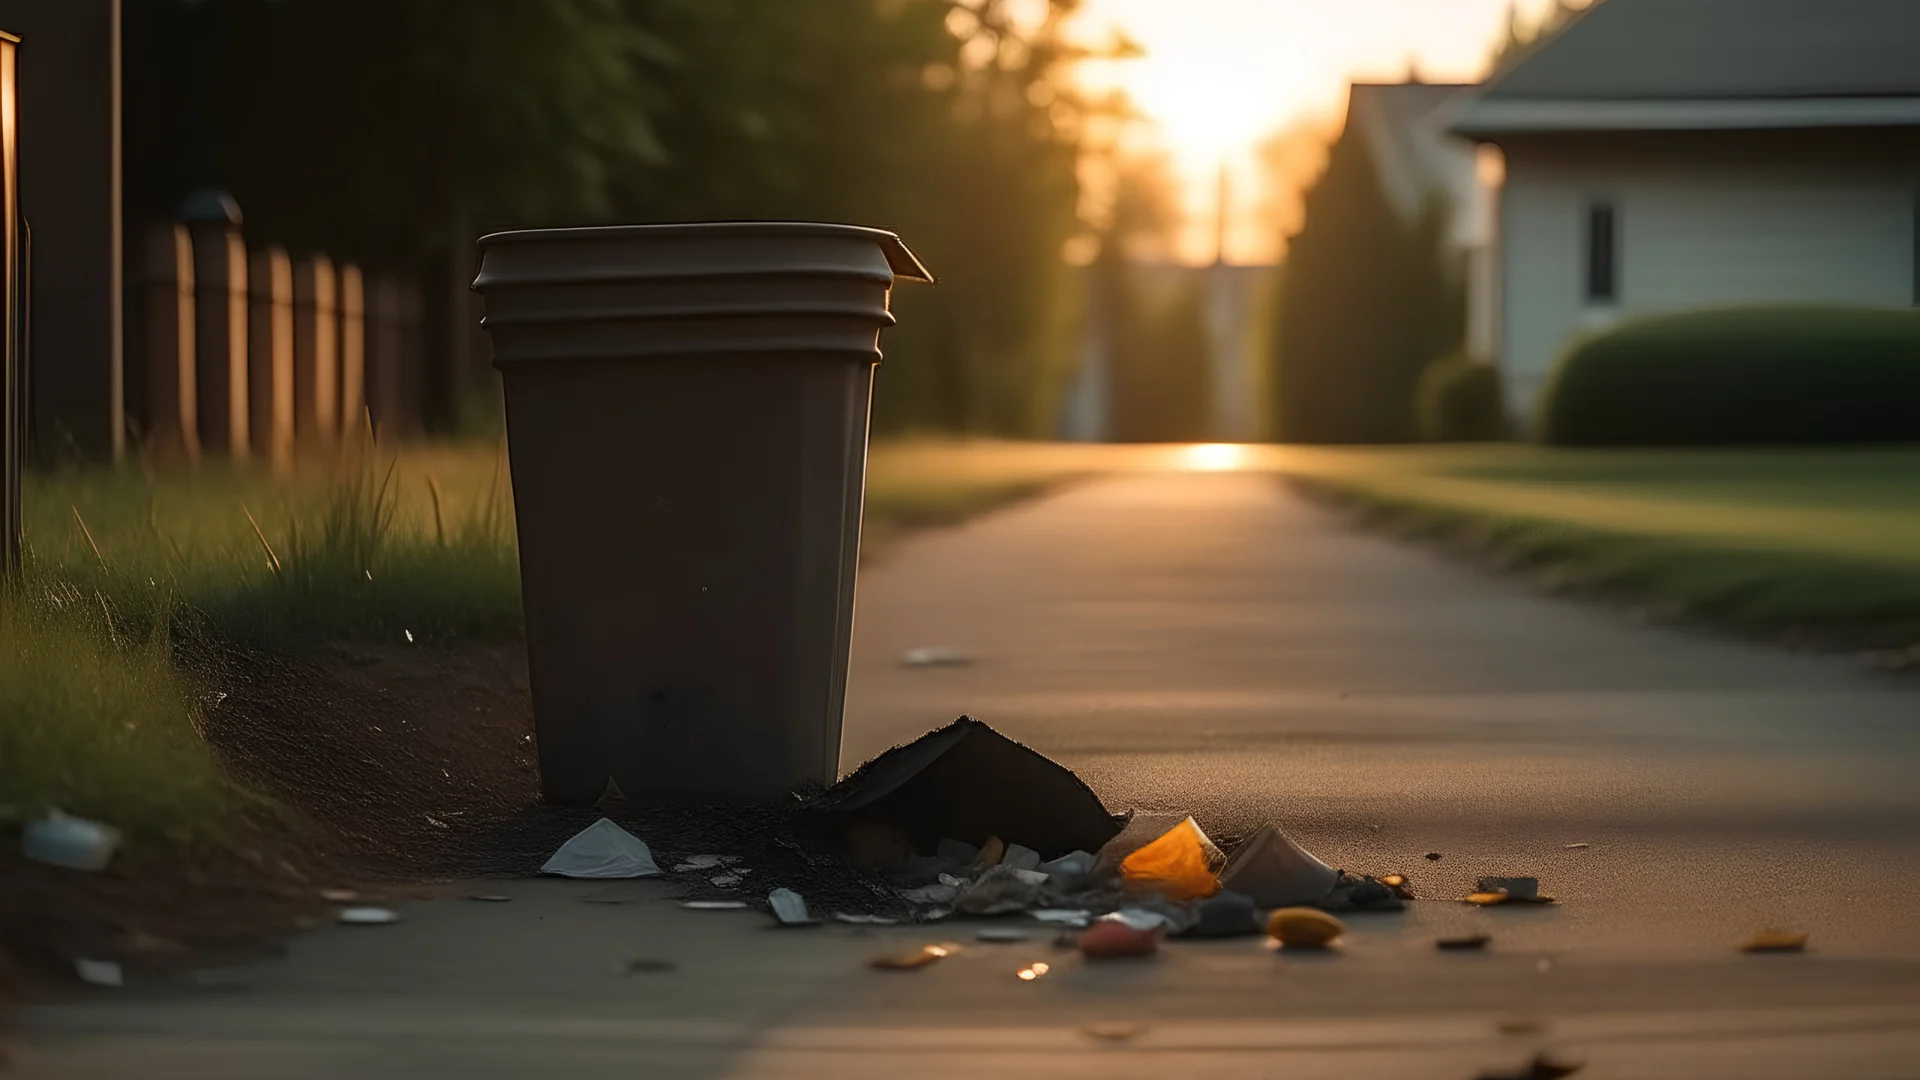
[1485,0,1920,102]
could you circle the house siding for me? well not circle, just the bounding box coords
[1498,150,1918,424]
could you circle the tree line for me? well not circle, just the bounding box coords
[122,0,1100,436]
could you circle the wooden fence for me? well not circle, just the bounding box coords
[131,194,424,469]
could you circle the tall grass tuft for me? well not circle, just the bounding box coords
[0,583,237,847]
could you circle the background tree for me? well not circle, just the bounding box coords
[121,0,1100,436]
[1269,130,1463,444]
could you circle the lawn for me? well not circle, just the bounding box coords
[3,438,1124,849]
[1272,444,1920,639]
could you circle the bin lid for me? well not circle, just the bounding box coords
[474,221,933,284]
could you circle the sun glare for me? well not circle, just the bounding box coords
[1183,444,1248,472]
[1070,0,1579,264]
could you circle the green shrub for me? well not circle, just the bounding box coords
[1537,305,1920,446]
[1416,352,1508,442]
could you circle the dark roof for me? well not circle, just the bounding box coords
[1485,0,1920,102]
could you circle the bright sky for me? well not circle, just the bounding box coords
[1070,0,1577,264]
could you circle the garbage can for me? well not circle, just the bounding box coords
[473,223,932,805]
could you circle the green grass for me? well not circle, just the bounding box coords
[1274,445,1920,638]
[5,437,1124,851]
[0,594,239,847]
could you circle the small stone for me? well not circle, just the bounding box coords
[1078,920,1158,959]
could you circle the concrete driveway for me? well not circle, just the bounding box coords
[14,463,1920,1078]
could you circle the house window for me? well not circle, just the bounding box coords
[1585,201,1617,304]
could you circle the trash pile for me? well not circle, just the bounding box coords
[703,717,1423,941]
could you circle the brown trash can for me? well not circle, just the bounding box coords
[472,223,932,805]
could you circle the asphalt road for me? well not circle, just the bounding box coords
[15,465,1920,1078]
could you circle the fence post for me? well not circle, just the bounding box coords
[338,262,365,440]
[366,274,400,437]
[180,189,246,460]
[292,253,336,451]
[247,245,293,472]
[140,221,196,462]
[1,30,20,572]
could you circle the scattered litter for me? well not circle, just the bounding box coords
[1001,843,1042,872]
[319,888,360,903]
[670,854,738,872]
[801,717,1120,862]
[1381,874,1416,900]
[956,865,1051,915]
[74,959,123,987]
[935,837,980,862]
[683,900,749,910]
[1017,961,1051,981]
[336,907,399,926]
[540,818,660,879]
[1079,920,1159,959]
[870,943,955,970]
[899,881,960,906]
[1564,843,1590,851]
[1119,817,1222,901]
[977,927,1033,942]
[467,894,512,903]
[769,888,815,926]
[1100,908,1175,933]
[1038,850,1095,883]
[1438,933,1493,951]
[1216,823,1336,907]
[710,874,743,887]
[833,913,900,925]
[621,958,677,975]
[1320,871,1409,912]
[1425,852,1444,861]
[1742,929,1808,954]
[1476,877,1540,901]
[1032,908,1094,928]
[1083,1021,1145,1042]
[1473,1051,1584,1079]
[1185,890,1261,938]
[22,811,122,872]
[1470,877,1555,905]
[902,646,971,667]
[977,836,1007,868]
[1267,907,1346,949]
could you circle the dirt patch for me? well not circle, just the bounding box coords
[3,639,915,1002]
[203,641,556,877]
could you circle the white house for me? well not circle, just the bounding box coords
[1451,0,1920,423]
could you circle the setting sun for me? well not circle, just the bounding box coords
[1070,0,1584,263]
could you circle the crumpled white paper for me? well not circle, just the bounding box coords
[540,818,661,879]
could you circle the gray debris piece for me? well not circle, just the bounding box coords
[769,888,814,925]
[1184,890,1261,938]
[1216,823,1337,908]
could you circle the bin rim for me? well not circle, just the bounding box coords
[475,221,934,284]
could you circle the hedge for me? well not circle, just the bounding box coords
[1415,352,1508,442]
[1536,305,1920,446]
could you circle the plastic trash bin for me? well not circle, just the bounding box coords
[473,222,932,804]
